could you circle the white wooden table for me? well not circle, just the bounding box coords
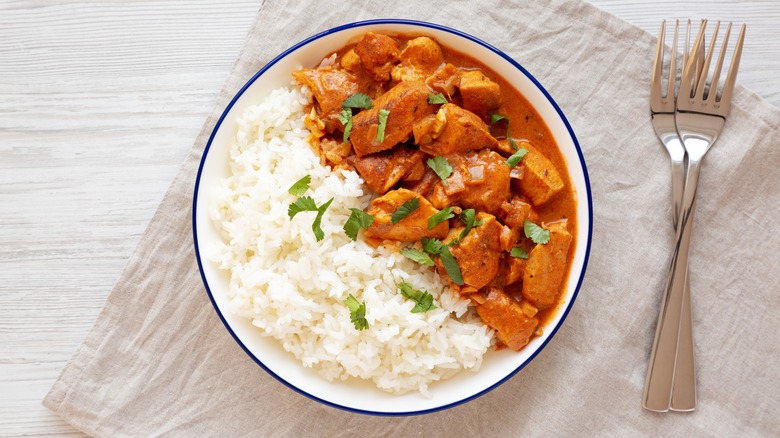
[2,1,778,435]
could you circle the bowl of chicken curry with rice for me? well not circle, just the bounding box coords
[194,19,592,415]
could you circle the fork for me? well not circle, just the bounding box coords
[646,19,702,413]
[644,20,746,413]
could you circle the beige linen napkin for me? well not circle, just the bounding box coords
[44,0,780,435]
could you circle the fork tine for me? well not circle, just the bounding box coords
[682,19,690,80]
[719,24,746,107]
[693,20,706,92]
[667,20,679,100]
[706,22,733,104]
[652,20,667,103]
[680,20,707,100]
[694,21,720,100]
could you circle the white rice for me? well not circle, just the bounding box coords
[210,85,493,395]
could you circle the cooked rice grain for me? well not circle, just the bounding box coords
[210,86,493,395]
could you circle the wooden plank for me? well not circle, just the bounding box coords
[0,1,258,435]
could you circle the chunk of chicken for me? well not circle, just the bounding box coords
[403,154,427,182]
[426,63,461,97]
[340,48,362,73]
[493,138,517,156]
[412,113,444,147]
[292,67,360,132]
[444,212,503,290]
[499,196,538,229]
[513,142,564,206]
[505,255,527,286]
[458,70,502,118]
[319,137,352,166]
[391,37,444,82]
[364,188,449,242]
[522,220,573,307]
[354,32,400,82]
[416,103,499,155]
[350,81,436,157]
[402,166,440,199]
[476,287,539,351]
[428,149,511,215]
[352,146,426,195]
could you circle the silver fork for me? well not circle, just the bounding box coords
[646,19,700,413]
[644,20,746,413]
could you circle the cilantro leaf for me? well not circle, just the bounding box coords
[421,237,446,256]
[311,198,333,242]
[398,282,437,313]
[439,246,464,285]
[427,206,454,230]
[491,113,522,153]
[426,156,453,187]
[506,147,529,167]
[342,93,373,109]
[524,220,550,244]
[338,108,351,124]
[510,246,529,259]
[459,209,482,228]
[287,196,319,219]
[340,94,372,143]
[418,236,463,285]
[376,109,390,143]
[452,209,483,244]
[343,208,374,241]
[428,92,447,104]
[339,108,353,143]
[288,175,311,196]
[400,248,435,267]
[288,196,332,242]
[344,294,368,330]
[490,113,508,124]
[390,197,419,224]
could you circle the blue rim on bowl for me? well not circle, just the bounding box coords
[193,18,592,416]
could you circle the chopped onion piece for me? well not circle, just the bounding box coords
[510,167,524,179]
[499,225,514,251]
[460,286,478,294]
[468,165,485,181]
[443,171,466,195]
[470,294,486,305]
[318,52,337,67]
[520,300,538,317]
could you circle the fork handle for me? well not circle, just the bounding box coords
[643,162,702,412]
[669,161,697,412]
[671,270,696,411]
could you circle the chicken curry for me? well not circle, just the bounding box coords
[293,32,576,351]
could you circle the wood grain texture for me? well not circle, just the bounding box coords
[1,1,778,435]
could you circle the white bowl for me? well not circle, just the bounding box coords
[193,19,592,416]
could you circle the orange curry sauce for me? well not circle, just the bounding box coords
[293,32,576,351]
